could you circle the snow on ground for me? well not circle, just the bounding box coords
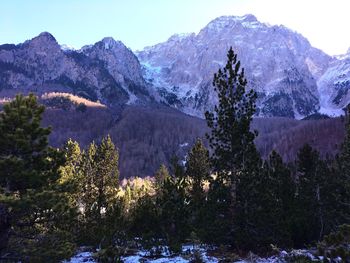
[179,142,189,148]
[123,256,189,263]
[63,251,95,263]
[126,92,138,105]
[64,245,324,263]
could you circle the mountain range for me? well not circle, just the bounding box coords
[0,14,349,177]
[0,14,349,118]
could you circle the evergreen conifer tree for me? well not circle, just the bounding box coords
[60,139,82,185]
[157,174,189,252]
[0,94,59,192]
[0,94,76,262]
[78,135,120,245]
[185,139,210,239]
[205,47,258,201]
[186,139,210,204]
[331,105,350,229]
[294,144,328,245]
[155,164,170,190]
[204,47,261,246]
[262,150,295,247]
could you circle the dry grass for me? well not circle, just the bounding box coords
[41,92,106,108]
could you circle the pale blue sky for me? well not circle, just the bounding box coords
[1,0,349,55]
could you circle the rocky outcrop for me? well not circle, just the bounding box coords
[317,48,350,116]
[0,33,151,106]
[1,19,349,119]
[81,37,152,103]
[137,15,333,118]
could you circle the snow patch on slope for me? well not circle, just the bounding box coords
[317,54,350,116]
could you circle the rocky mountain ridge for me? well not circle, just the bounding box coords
[0,15,349,118]
[138,14,340,118]
[0,32,151,106]
[318,48,350,115]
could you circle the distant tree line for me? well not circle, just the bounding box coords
[0,48,349,262]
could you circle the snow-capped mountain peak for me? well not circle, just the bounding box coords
[137,15,332,119]
[201,14,263,34]
[1,16,349,119]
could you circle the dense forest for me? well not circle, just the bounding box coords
[0,48,349,262]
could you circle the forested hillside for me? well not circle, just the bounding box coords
[39,96,346,178]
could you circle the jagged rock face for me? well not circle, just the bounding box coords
[0,33,149,105]
[81,38,151,103]
[317,49,350,115]
[137,15,333,118]
[0,20,347,119]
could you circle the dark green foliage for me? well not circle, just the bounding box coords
[185,139,210,239]
[204,47,262,247]
[292,144,327,245]
[60,139,82,187]
[186,139,210,204]
[154,164,170,189]
[129,193,161,240]
[246,151,294,248]
[205,47,258,178]
[265,151,295,245]
[157,174,189,252]
[201,176,232,244]
[77,136,120,245]
[0,94,58,192]
[0,203,10,252]
[234,150,294,250]
[170,155,185,178]
[334,106,350,225]
[318,224,350,261]
[0,94,76,262]
[2,48,350,261]
[292,144,343,247]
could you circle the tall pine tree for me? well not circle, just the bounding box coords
[0,94,59,193]
[204,47,261,246]
[331,105,350,230]
[293,144,329,246]
[186,139,210,204]
[78,135,120,245]
[0,94,76,262]
[185,139,210,240]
